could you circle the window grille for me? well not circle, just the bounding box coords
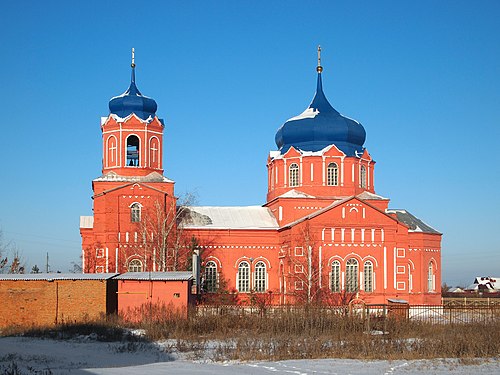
[331,260,340,292]
[204,261,218,292]
[237,262,250,292]
[327,162,338,186]
[131,203,141,222]
[254,261,267,292]
[128,259,143,272]
[364,261,373,292]
[289,163,299,187]
[345,258,359,292]
[360,165,367,189]
[428,262,434,292]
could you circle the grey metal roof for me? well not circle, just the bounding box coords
[386,209,440,234]
[0,273,119,281]
[180,206,279,229]
[114,272,193,281]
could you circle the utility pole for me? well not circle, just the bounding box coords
[46,252,49,273]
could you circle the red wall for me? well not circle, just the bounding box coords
[117,279,193,320]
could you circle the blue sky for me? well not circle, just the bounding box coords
[1,1,499,286]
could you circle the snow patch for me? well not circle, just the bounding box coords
[286,107,319,122]
[279,189,316,199]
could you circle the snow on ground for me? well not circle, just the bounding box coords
[0,336,498,374]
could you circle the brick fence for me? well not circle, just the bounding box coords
[0,274,117,328]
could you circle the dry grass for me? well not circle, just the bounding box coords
[4,306,499,362]
[132,306,500,361]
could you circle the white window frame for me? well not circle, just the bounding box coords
[131,203,141,223]
[360,165,367,189]
[345,258,359,293]
[331,260,341,292]
[364,261,374,292]
[128,259,143,272]
[254,261,267,292]
[295,280,304,290]
[237,261,250,293]
[327,162,338,186]
[294,264,304,274]
[428,262,434,292]
[204,261,218,292]
[289,163,299,187]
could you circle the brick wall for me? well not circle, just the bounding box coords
[0,279,117,328]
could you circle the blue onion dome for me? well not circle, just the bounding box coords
[275,65,366,156]
[109,59,158,121]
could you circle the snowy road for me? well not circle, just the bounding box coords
[0,336,498,374]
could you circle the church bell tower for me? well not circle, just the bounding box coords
[102,48,165,177]
[80,49,176,273]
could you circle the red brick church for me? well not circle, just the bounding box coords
[80,49,442,305]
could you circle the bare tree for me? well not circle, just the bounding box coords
[132,193,198,272]
[0,229,25,274]
[287,222,324,305]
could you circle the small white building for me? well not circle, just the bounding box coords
[465,277,500,291]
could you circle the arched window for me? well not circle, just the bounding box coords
[289,163,299,187]
[126,135,140,167]
[364,261,373,292]
[331,260,341,292]
[327,162,338,186]
[254,261,267,292]
[360,165,367,189]
[237,261,250,292]
[128,259,143,272]
[131,203,141,222]
[204,261,218,293]
[428,262,434,292]
[345,258,359,293]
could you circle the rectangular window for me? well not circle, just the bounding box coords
[294,246,304,256]
[397,266,406,274]
[95,248,104,258]
[397,248,406,258]
[397,281,406,291]
[294,264,304,274]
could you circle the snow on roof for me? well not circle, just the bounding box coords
[93,171,174,183]
[269,144,344,159]
[386,209,440,234]
[467,277,500,290]
[181,206,279,229]
[0,273,118,281]
[269,150,281,159]
[387,299,409,304]
[101,113,154,126]
[80,216,94,229]
[278,189,316,199]
[357,191,388,200]
[286,107,319,122]
[115,272,193,281]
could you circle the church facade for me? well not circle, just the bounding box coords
[80,50,442,305]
